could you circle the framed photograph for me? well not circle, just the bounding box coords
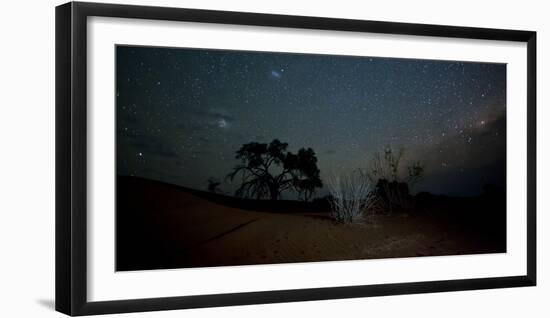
[55,1,536,316]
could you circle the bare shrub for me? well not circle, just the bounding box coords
[327,171,377,224]
[368,147,424,213]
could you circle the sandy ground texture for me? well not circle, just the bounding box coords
[116,177,505,271]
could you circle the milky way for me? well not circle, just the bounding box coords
[116,45,506,197]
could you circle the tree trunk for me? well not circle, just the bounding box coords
[269,184,279,201]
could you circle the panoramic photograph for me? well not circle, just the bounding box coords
[115,45,506,271]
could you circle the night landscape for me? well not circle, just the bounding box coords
[115,45,506,271]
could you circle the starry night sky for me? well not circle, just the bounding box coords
[116,45,506,197]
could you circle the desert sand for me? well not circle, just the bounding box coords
[116,176,505,271]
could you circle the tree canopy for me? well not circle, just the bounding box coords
[227,139,322,201]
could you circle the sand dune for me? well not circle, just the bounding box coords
[116,176,505,271]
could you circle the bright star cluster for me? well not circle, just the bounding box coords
[116,46,506,196]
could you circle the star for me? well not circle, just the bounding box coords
[116,45,506,197]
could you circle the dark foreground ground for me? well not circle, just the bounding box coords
[116,176,506,271]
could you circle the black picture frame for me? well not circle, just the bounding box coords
[55,1,537,316]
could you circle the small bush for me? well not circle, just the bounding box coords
[367,147,424,212]
[327,171,377,224]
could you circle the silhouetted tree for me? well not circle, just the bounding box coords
[206,177,221,193]
[367,147,424,212]
[227,139,322,200]
[406,161,424,186]
[291,148,323,201]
